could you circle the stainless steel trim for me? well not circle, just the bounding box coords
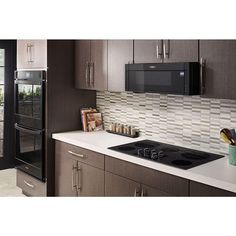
[200,58,206,95]
[77,165,82,191]
[89,62,94,86]
[85,61,89,86]
[24,180,35,189]
[72,165,77,191]
[68,150,85,159]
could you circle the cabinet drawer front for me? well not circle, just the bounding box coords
[105,156,189,196]
[16,170,46,197]
[56,141,104,170]
[190,181,236,197]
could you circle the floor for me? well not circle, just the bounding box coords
[0,168,25,197]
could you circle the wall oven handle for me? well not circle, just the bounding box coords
[24,180,35,189]
[14,124,42,135]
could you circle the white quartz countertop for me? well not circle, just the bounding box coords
[52,130,236,193]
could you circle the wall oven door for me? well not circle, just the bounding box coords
[15,71,45,130]
[15,123,44,181]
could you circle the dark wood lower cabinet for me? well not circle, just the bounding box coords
[105,172,140,196]
[78,161,104,196]
[55,140,104,197]
[189,181,236,197]
[55,141,236,197]
[141,184,171,197]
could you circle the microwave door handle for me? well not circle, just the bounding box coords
[14,124,42,135]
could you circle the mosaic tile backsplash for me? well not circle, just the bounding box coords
[96,91,236,156]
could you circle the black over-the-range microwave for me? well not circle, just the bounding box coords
[125,62,200,95]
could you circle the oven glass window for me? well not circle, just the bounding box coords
[17,84,41,119]
[16,129,42,170]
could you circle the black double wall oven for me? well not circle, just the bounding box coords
[14,71,46,181]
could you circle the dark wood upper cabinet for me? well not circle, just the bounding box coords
[200,40,236,100]
[108,40,133,92]
[134,40,163,63]
[75,40,107,91]
[163,40,198,63]
[134,40,198,64]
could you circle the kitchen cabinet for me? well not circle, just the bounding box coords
[105,171,140,196]
[105,156,189,196]
[134,40,198,63]
[17,40,47,69]
[199,40,236,99]
[55,146,78,196]
[108,40,133,92]
[189,181,236,196]
[55,140,105,196]
[75,40,107,91]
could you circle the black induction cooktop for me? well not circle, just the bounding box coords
[108,140,224,170]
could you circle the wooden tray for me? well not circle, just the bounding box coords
[106,130,139,138]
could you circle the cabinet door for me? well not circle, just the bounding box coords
[75,40,91,89]
[200,40,236,99]
[90,40,107,91]
[134,40,163,63]
[108,40,133,92]
[141,184,171,197]
[163,40,198,63]
[55,149,78,197]
[77,162,104,196]
[189,181,236,196]
[105,172,140,196]
[17,40,47,69]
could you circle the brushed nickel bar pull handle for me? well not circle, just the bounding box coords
[134,188,137,197]
[72,165,77,190]
[200,58,206,95]
[68,150,85,159]
[141,188,145,197]
[24,180,35,189]
[29,44,33,63]
[27,43,30,63]
[89,62,94,86]
[85,61,89,86]
[163,40,169,59]
[156,42,159,59]
[77,165,82,191]
[156,40,163,59]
